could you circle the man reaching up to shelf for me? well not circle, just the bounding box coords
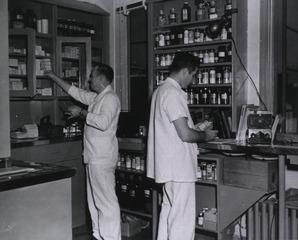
[44,64,121,240]
[147,52,217,240]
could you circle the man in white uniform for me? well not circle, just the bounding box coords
[147,52,217,240]
[45,64,121,240]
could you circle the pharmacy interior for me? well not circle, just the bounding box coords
[0,0,298,240]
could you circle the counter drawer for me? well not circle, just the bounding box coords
[12,141,82,163]
[223,157,278,192]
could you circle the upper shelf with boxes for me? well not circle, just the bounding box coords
[8,0,108,99]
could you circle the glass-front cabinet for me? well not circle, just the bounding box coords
[9,28,35,97]
[56,37,91,97]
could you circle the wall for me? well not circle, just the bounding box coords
[0,0,10,158]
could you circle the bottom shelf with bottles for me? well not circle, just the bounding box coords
[116,148,158,240]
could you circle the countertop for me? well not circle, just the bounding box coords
[198,138,298,156]
[10,135,83,148]
[0,159,76,191]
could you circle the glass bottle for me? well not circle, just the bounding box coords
[201,88,209,104]
[181,2,191,23]
[198,50,204,63]
[170,30,176,45]
[202,69,209,84]
[225,0,233,13]
[216,67,222,84]
[195,3,204,21]
[209,68,216,84]
[169,8,177,24]
[218,46,226,62]
[203,50,209,64]
[158,9,166,26]
[221,88,228,104]
[165,32,171,46]
[197,69,202,84]
[209,89,217,104]
[190,88,194,104]
[227,45,232,62]
[208,1,218,19]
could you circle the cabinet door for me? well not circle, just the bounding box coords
[56,37,92,97]
[9,28,36,97]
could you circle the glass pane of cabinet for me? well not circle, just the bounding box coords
[9,28,35,97]
[56,37,91,97]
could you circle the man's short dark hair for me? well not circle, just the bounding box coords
[169,52,199,75]
[94,64,114,84]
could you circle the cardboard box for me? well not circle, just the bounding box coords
[223,157,278,191]
[121,218,142,237]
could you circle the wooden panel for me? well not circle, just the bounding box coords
[0,179,72,240]
[223,157,278,191]
[25,141,82,163]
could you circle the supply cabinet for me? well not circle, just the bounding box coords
[147,0,248,134]
[116,137,158,239]
[8,0,108,130]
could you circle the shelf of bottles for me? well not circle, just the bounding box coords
[152,0,233,111]
[116,151,153,218]
[196,158,219,233]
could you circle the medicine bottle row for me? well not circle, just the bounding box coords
[155,66,232,87]
[157,0,232,26]
[155,25,230,47]
[117,153,146,172]
[116,172,153,213]
[155,47,232,68]
[197,161,217,181]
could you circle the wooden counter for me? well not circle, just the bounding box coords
[198,138,298,240]
[0,160,76,240]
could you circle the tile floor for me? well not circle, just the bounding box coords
[72,224,152,240]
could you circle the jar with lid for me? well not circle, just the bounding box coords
[198,211,204,226]
[169,8,177,24]
[221,26,228,40]
[209,68,216,84]
[170,31,176,45]
[209,49,215,63]
[218,46,226,62]
[177,30,184,44]
[158,33,165,47]
[181,2,191,23]
[160,54,166,67]
[203,50,209,64]
[201,161,207,179]
[202,69,209,84]
[223,67,230,83]
[216,67,222,84]
[165,32,171,46]
[158,9,166,26]
[201,88,209,104]
[195,3,205,21]
[208,1,218,19]
[209,89,217,104]
[197,69,202,84]
[24,9,37,30]
[198,50,204,63]
[221,88,228,104]
[11,8,25,29]
[184,29,189,44]
[155,72,160,86]
[188,30,194,44]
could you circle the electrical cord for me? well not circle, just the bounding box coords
[230,35,268,111]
